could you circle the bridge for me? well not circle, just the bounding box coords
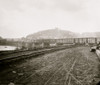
[18,37,100,49]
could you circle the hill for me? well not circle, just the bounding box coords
[81,32,100,37]
[26,28,78,40]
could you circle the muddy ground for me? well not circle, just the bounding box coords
[0,46,100,85]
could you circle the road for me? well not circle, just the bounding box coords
[0,46,100,85]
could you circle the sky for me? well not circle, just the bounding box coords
[0,0,100,38]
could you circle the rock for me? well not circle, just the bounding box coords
[18,73,24,76]
[12,71,16,74]
[8,82,15,85]
[23,67,26,69]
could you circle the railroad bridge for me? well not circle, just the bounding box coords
[19,37,100,49]
[32,37,100,44]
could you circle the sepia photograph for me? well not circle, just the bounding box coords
[0,0,100,85]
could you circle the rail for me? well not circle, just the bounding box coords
[0,45,75,64]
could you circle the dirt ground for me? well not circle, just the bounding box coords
[0,46,100,85]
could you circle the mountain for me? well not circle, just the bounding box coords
[81,32,100,38]
[26,28,78,40]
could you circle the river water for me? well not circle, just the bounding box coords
[0,45,18,51]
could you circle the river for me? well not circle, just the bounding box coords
[0,45,18,51]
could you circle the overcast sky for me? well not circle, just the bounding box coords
[0,0,100,38]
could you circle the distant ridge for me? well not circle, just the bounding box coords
[26,28,78,40]
[81,32,100,38]
[1,29,100,42]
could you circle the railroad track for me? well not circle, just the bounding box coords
[42,55,78,85]
[0,46,74,64]
[14,48,75,84]
[42,48,98,85]
[0,47,58,56]
[0,46,98,85]
[44,57,74,85]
